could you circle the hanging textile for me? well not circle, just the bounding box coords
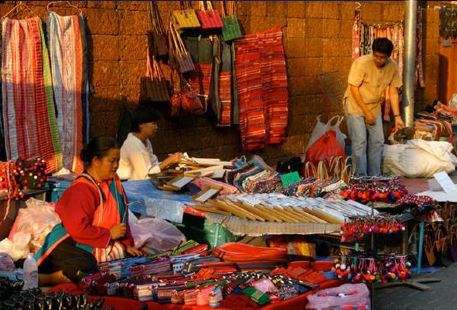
[47,12,88,174]
[184,36,212,112]
[1,17,62,173]
[210,36,232,127]
[352,8,425,88]
[235,27,288,151]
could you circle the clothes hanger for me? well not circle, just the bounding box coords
[355,2,362,11]
[47,1,83,14]
[2,1,35,19]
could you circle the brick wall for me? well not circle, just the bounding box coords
[0,1,442,164]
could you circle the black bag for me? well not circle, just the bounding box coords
[140,54,170,103]
[168,21,195,74]
[276,157,302,173]
[148,2,168,58]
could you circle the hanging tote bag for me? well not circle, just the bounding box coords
[148,1,168,58]
[140,53,170,103]
[168,21,195,74]
[221,0,242,41]
[196,1,223,30]
[172,1,201,29]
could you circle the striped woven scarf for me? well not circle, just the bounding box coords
[47,12,86,173]
[1,17,62,173]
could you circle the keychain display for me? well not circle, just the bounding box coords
[340,176,408,204]
[341,215,405,242]
[396,194,435,213]
[334,254,412,284]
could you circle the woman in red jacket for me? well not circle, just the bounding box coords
[35,136,142,285]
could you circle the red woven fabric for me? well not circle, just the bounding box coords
[235,28,288,151]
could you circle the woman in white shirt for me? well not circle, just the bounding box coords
[117,105,181,180]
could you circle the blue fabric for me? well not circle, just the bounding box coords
[122,180,194,215]
[346,114,384,176]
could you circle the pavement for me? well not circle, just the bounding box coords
[374,263,457,310]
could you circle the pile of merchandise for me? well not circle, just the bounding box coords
[334,254,412,283]
[340,176,408,204]
[79,242,336,307]
[341,215,406,243]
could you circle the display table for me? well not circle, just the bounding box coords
[122,180,201,222]
[122,180,342,237]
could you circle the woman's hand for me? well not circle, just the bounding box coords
[126,246,143,257]
[160,152,183,170]
[110,223,127,240]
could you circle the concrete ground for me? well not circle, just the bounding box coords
[374,263,457,310]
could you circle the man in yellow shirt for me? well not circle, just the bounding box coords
[344,38,405,176]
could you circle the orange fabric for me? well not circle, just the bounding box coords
[213,243,287,262]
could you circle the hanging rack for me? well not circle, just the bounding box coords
[2,1,35,19]
[47,1,82,14]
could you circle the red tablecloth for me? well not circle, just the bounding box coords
[48,280,340,310]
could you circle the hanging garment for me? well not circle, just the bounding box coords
[211,36,232,127]
[1,17,62,173]
[235,28,288,151]
[47,12,88,174]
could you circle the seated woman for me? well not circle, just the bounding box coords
[117,104,182,180]
[35,136,142,285]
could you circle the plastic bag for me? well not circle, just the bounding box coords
[130,217,186,253]
[383,140,457,178]
[305,130,345,165]
[0,252,15,271]
[0,232,31,261]
[306,283,370,310]
[8,198,61,253]
[305,115,346,153]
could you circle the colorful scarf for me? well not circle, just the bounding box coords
[1,17,62,173]
[47,12,88,173]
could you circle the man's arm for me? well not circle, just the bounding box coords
[350,85,376,125]
[389,86,404,129]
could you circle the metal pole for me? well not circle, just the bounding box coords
[403,0,418,127]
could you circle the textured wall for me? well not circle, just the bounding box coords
[0,1,442,164]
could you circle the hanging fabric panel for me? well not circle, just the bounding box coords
[1,17,62,173]
[47,12,87,174]
[235,28,288,151]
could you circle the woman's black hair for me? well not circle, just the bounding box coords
[372,38,394,57]
[80,136,121,164]
[131,104,161,133]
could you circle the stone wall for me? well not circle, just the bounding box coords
[0,1,442,164]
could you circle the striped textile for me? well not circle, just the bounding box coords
[47,12,86,173]
[235,28,288,151]
[1,17,62,173]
